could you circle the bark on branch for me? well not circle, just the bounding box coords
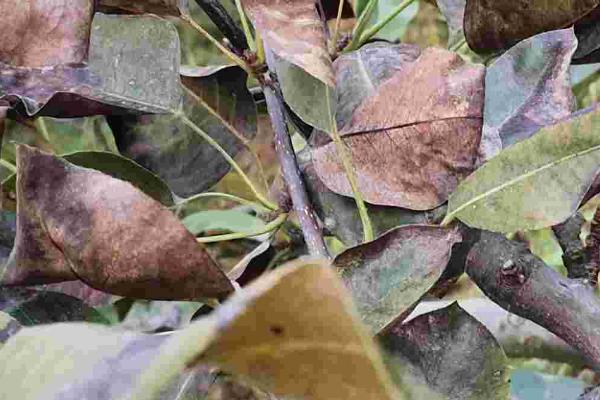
[261,48,330,259]
[194,0,248,51]
[466,231,600,370]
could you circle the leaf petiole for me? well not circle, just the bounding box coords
[175,112,278,211]
[354,0,417,49]
[235,0,256,51]
[196,212,287,243]
[170,192,269,216]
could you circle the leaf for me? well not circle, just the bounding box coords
[334,225,461,333]
[574,7,600,62]
[109,65,257,197]
[511,370,588,400]
[435,0,466,48]
[120,300,201,332]
[313,46,484,210]
[1,13,182,117]
[183,210,266,236]
[445,104,600,233]
[0,0,94,67]
[0,259,399,400]
[301,153,446,246]
[0,287,109,325]
[1,145,233,300]
[363,0,419,42]
[242,0,336,133]
[573,67,600,109]
[464,0,599,53]
[2,150,175,209]
[0,311,20,346]
[522,228,568,276]
[478,28,577,162]
[380,302,510,400]
[97,0,188,15]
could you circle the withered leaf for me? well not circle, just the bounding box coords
[478,28,577,162]
[242,0,336,133]
[334,225,461,333]
[1,145,233,300]
[300,151,445,246]
[110,65,256,197]
[464,0,599,53]
[97,0,188,15]
[380,302,510,399]
[313,46,484,210]
[0,260,399,400]
[1,13,181,117]
[0,0,93,67]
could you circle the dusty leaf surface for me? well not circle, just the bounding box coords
[334,225,461,333]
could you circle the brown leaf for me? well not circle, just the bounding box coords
[0,0,93,67]
[242,0,334,86]
[313,47,484,209]
[464,0,599,53]
[1,145,233,300]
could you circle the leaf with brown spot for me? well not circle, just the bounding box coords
[464,0,599,54]
[313,46,484,210]
[380,302,510,400]
[0,259,400,400]
[0,0,94,67]
[334,225,461,333]
[1,145,233,301]
[97,0,188,15]
[478,28,577,162]
[242,0,336,133]
[1,13,182,117]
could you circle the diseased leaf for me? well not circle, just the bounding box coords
[110,65,256,197]
[0,311,20,346]
[183,210,265,236]
[41,281,115,307]
[1,13,181,117]
[445,105,600,233]
[97,0,188,15]
[0,287,109,325]
[334,225,461,333]
[242,0,336,133]
[2,150,175,209]
[464,0,599,53]
[522,228,568,276]
[0,0,93,67]
[0,260,399,400]
[313,46,484,210]
[363,0,419,42]
[1,145,233,300]
[380,302,510,400]
[478,28,577,162]
[300,152,446,246]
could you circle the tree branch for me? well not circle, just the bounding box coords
[466,231,600,370]
[261,48,330,259]
[194,0,248,52]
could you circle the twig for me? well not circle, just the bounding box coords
[261,48,330,259]
[466,231,600,369]
[194,0,248,51]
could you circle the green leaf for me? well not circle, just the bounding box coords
[334,225,461,333]
[0,288,109,326]
[183,210,265,235]
[380,302,510,400]
[0,259,400,400]
[363,0,419,42]
[435,0,466,48]
[110,65,257,197]
[510,370,587,400]
[445,105,600,233]
[1,13,182,117]
[573,67,600,109]
[478,28,577,162]
[2,150,174,208]
[522,228,568,276]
